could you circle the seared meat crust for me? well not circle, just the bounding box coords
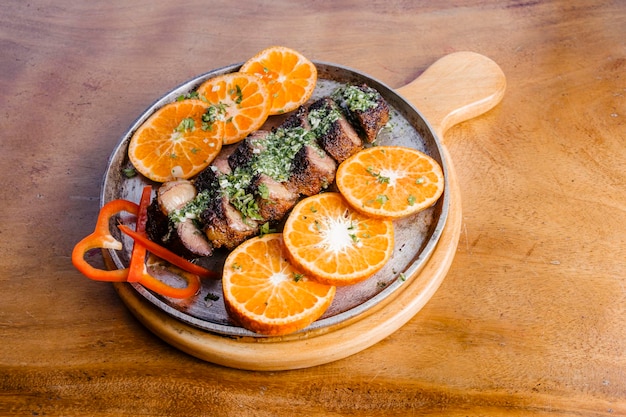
[309,97,362,163]
[333,84,390,143]
[287,144,337,196]
[202,196,259,250]
[249,173,298,222]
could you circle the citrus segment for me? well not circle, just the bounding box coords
[282,192,394,286]
[222,233,336,336]
[336,146,444,219]
[240,46,317,115]
[128,99,224,182]
[196,72,272,145]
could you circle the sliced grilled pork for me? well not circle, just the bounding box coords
[309,97,362,163]
[287,144,337,196]
[211,143,238,175]
[193,166,220,193]
[157,179,197,214]
[145,199,213,257]
[174,220,213,256]
[201,196,259,250]
[149,179,214,257]
[228,130,271,171]
[332,84,390,143]
[248,173,298,222]
[281,105,311,130]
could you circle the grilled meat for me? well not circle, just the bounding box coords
[147,82,389,258]
[146,198,213,258]
[157,179,197,214]
[287,144,336,197]
[309,97,362,163]
[281,105,311,130]
[202,195,259,250]
[210,143,238,175]
[228,130,270,171]
[249,173,298,222]
[333,84,390,143]
[146,179,214,257]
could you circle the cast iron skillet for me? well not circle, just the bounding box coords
[101,61,449,338]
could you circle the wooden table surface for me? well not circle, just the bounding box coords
[2,1,625,415]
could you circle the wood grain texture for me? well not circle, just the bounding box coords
[1,0,625,415]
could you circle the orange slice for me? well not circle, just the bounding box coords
[240,46,317,115]
[128,99,224,182]
[222,233,336,336]
[196,72,271,145]
[282,192,394,286]
[336,146,444,219]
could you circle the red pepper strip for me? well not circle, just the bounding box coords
[126,186,201,299]
[118,224,218,279]
[72,199,139,282]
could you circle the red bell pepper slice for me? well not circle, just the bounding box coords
[71,199,139,282]
[125,186,201,299]
[118,224,218,279]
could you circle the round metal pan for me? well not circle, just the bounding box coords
[101,61,449,338]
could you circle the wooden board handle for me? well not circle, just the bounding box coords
[396,51,506,139]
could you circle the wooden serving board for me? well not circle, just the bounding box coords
[112,52,506,371]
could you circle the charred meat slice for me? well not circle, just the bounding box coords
[194,144,239,193]
[228,130,271,171]
[193,166,220,193]
[249,173,298,222]
[201,196,259,250]
[211,143,238,175]
[309,97,362,163]
[157,179,197,214]
[146,198,172,246]
[287,144,337,196]
[175,219,213,257]
[149,180,214,257]
[145,199,212,258]
[332,84,390,143]
[281,105,311,130]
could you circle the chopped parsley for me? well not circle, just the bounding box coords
[376,194,389,206]
[176,117,195,133]
[259,222,275,236]
[121,167,137,178]
[332,85,380,112]
[202,103,227,131]
[308,106,341,137]
[176,91,201,101]
[366,166,390,184]
[249,126,317,182]
[169,189,214,224]
[257,183,270,200]
[229,85,243,104]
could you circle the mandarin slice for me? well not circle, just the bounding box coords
[336,146,444,219]
[222,233,336,336]
[128,99,223,182]
[282,192,394,286]
[196,72,271,145]
[240,46,317,115]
